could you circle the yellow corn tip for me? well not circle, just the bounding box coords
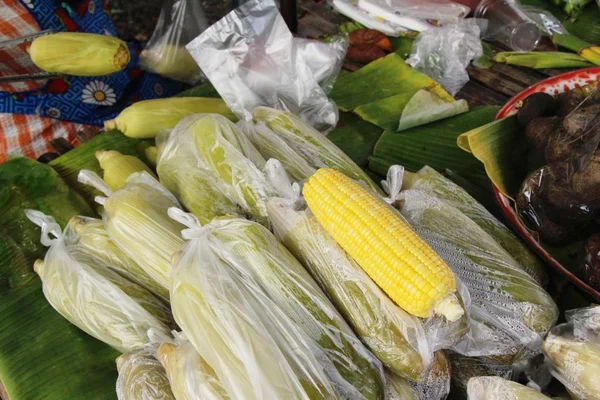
[29,32,129,76]
[303,168,462,321]
[96,150,156,190]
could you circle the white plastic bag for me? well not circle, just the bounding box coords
[407,19,485,96]
[140,0,208,84]
[293,35,348,94]
[186,0,339,132]
[330,0,410,36]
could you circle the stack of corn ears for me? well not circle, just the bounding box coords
[116,349,175,400]
[168,208,385,400]
[25,210,172,353]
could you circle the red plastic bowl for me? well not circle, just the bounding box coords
[494,67,600,301]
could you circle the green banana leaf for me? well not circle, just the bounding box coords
[327,112,383,167]
[176,82,221,98]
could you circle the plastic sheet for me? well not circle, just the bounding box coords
[157,332,229,400]
[543,306,600,400]
[186,0,338,132]
[467,376,551,399]
[398,188,558,361]
[168,208,385,400]
[407,19,484,96]
[77,170,185,291]
[116,349,175,400]
[140,0,208,84]
[25,210,172,353]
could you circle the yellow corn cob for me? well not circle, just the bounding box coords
[104,97,236,139]
[29,32,129,76]
[145,146,158,168]
[96,150,155,190]
[303,168,463,321]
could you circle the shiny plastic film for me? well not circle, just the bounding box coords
[543,305,600,400]
[168,208,385,400]
[398,188,558,361]
[156,116,244,224]
[116,349,175,400]
[140,0,208,83]
[251,106,383,194]
[77,170,185,291]
[186,0,339,132]
[293,35,348,94]
[402,166,548,285]
[25,210,172,353]
[466,376,551,400]
[157,332,229,400]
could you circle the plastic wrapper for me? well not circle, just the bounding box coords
[402,166,547,285]
[398,186,558,361]
[78,170,185,291]
[186,0,338,132]
[250,106,383,194]
[293,35,348,94]
[407,19,484,96]
[156,117,244,224]
[330,0,410,36]
[359,0,468,29]
[186,114,277,227]
[383,352,450,400]
[25,210,172,353]
[448,352,514,397]
[157,332,229,400]
[384,371,418,400]
[543,305,600,400]
[67,216,169,302]
[467,376,551,399]
[139,0,208,84]
[116,349,175,400]
[168,208,385,400]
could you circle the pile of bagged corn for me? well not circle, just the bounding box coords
[24,99,600,400]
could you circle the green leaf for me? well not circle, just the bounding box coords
[390,36,415,60]
[328,112,383,167]
[176,82,221,99]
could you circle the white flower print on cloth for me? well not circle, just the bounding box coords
[82,80,117,105]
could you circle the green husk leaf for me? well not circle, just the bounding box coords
[373,106,499,190]
[457,115,525,199]
[328,112,384,167]
[493,51,595,68]
[390,36,415,60]
[398,90,469,132]
[330,53,453,112]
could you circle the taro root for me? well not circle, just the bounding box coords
[543,177,594,227]
[556,89,587,116]
[545,105,600,164]
[584,233,600,290]
[346,44,386,64]
[526,116,559,152]
[517,93,557,127]
[572,150,600,205]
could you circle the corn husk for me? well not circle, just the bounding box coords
[97,150,156,191]
[116,350,175,400]
[493,51,595,68]
[157,333,229,400]
[467,376,551,399]
[104,97,236,139]
[29,32,130,76]
[26,210,172,353]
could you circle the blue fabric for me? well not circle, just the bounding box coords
[0,0,186,126]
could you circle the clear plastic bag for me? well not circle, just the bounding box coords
[78,170,185,291]
[522,6,568,36]
[330,0,410,36]
[368,0,469,24]
[25,210,172,353]
[140,0,208,84]
[293,35,348,95]
[467,376,551,399]
[168,208,385,400]
[116,348,175,400]
[186,0,339,132]
[407,19,484,96]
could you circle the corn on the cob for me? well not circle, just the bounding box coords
[145,146,158,168]
[96,150,155,191]
[116,351,175,400]
[157,334,229,400]
[413,352,452,400]
[190,115,277,227]
[303,168,463,321]
[385,371,417,400]
[104,97,236,139]
[467,377,551,400]
[268,198,430,380]
[29,32,129,76]
[252,107,383,194]
[140,44,203,84]
[448,352,514,398]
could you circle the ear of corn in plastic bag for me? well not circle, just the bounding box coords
[251,107,382,194]
[190,114,277,227]
[169,208,384,400]
[29,32,130,76]
[96,150,156,191]
[385,371,418,400]
[116,349,175,400]
[467,376,551,400]
[303,168,463,322]
[398,187,558,361]
[156,118,244,224]
[26,210,172,353]
[402,166,548,286]
[78,170,185,291]
[141,44,203,84]
[448,352,514,398]
[157,332,229,400]
[104,97,236,139]
[67,216,169,302]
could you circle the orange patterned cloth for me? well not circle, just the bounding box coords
[0,0,99,163]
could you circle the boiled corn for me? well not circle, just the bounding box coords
[97,150,156,191]
[116,351,175,400]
